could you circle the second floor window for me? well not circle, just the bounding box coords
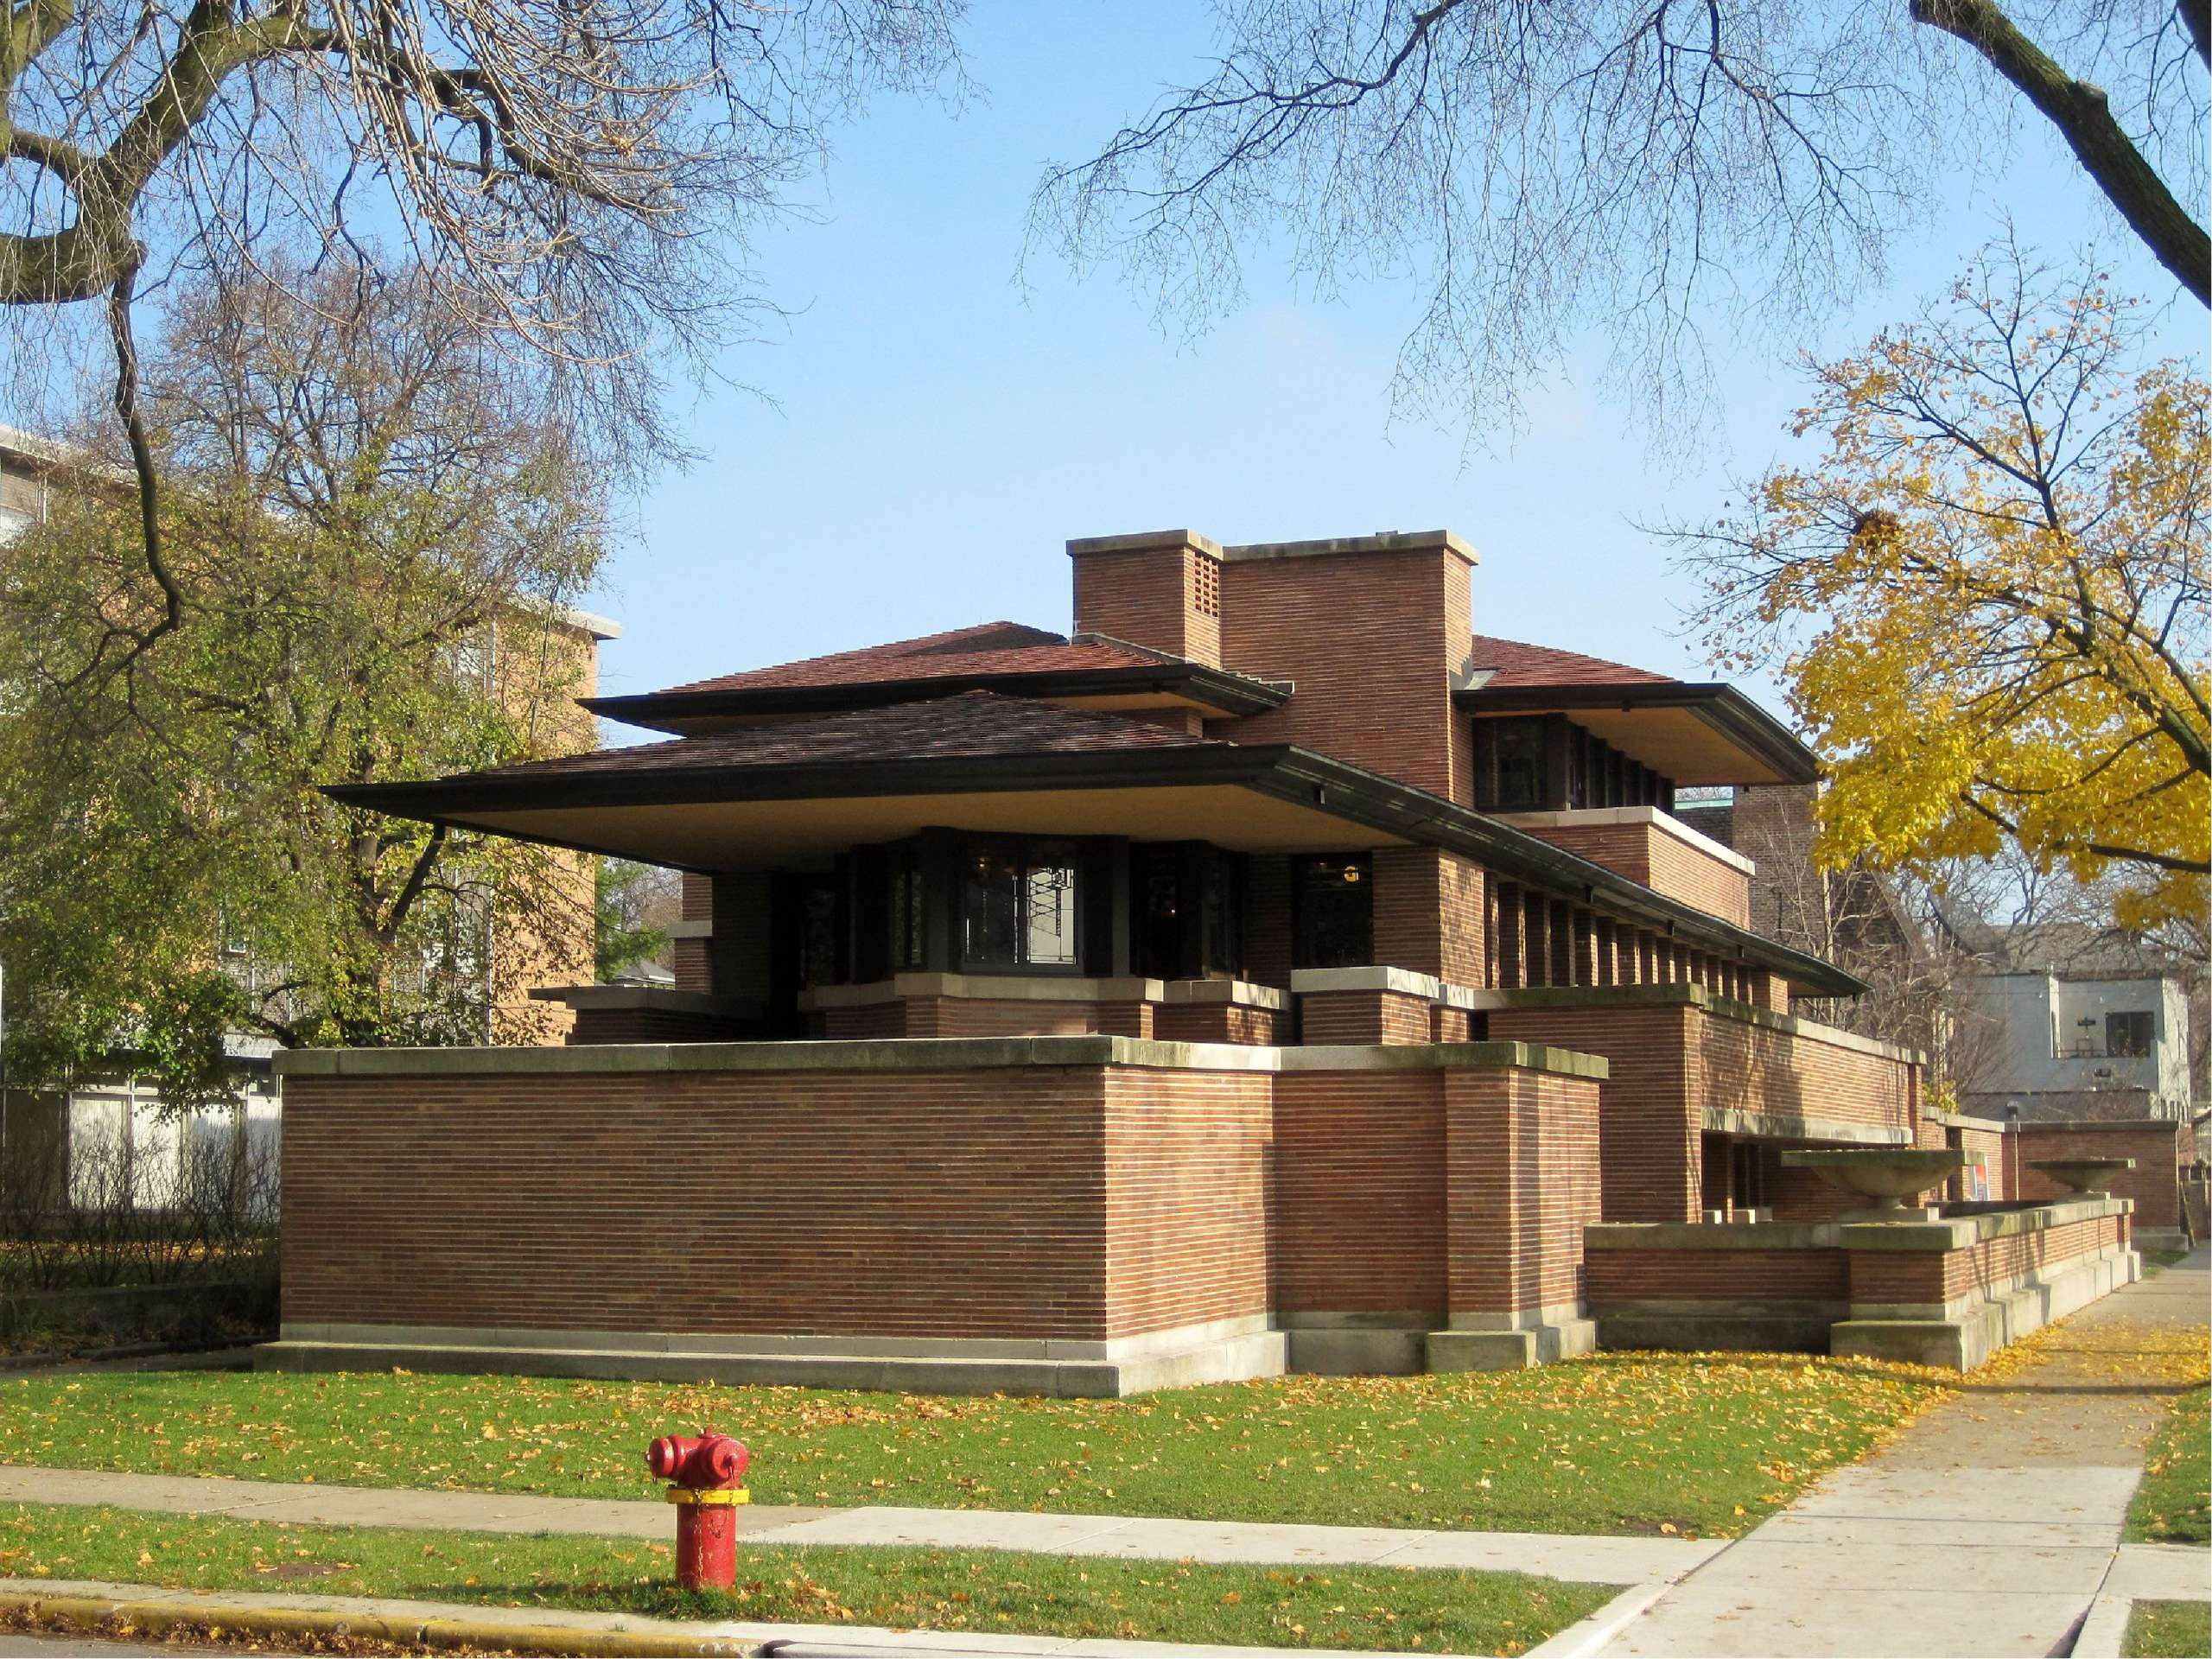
[2106,1010,2154,1057]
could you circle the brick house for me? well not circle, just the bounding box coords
[272,529,1938,1393]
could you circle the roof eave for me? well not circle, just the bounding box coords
[585,664,1290,732]
[326,741,1860,996]
[1454,681,1819,784]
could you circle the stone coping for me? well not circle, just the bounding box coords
[2014,1117,2186,1135]
[1489,805,1757,877]
[1289,965,1485,1009]
[1586,1219,1845,1252]
[274,1033,1610,1081]
[1065,527,1478,565]
[799,973,1287,1013]
[1700,1105,1909,1148]
[1493,982,1926,1065]
[1839,1195,2129,1253]
[802,973,1163,1010]
[1939,1112,2012,1135]
[1585,1196,2127,1255]
[524,985,753,1015]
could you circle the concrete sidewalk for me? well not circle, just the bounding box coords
[1590,1246,2212,1658]
[0,1464,1719,1587]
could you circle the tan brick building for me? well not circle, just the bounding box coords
[275,528,1977,1392]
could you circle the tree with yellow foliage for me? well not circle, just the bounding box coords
[1682,241,2208,934]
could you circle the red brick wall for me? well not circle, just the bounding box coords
[1511,820,1751,928]
[1693,1010,1915,1135]
[1103,1068,1273,1338]
[1300,989,1435,1046]
[2016,1123,2187,1230]
[1488,1001,1700,1223]
[1219,549,1465,798]
[1847,1215,2123,1306]
[1491,995,1917,1224]
[1272,1071,1447,1319]
[1586,1246,1850,1306]
[1071,541,1222,667]
[817,997,1164,1041]
[1956,1122,2009,1200]
[283,1065,1117,1341]
[1152,1003,1283,1045]
[287,1052,1596,1354]
[1445,1069,1602,1316]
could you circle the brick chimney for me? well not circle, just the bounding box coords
[1066,530,1224,668]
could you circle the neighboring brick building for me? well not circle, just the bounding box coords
[0,426,613,1207]
[275,528,1948,1392]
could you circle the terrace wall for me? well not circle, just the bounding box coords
[1489,986,1920,1225]
[271,1037,1604,1394]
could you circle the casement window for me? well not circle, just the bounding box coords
[960,839,1081,971]
[1293,852,1373,969]
[885,842,927,972]
[1132,842,1245,980]
[2106,1010,2155,1058]
[1473,714,1678,814]
[1478,718,1549,811]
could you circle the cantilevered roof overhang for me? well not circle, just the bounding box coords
[1455,681,1820,786]
[589,659,1290,734]
[330,693,1861,995]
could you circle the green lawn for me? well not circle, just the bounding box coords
[2141,1250,2194,1277]
[0,1503,1613,1656]
[2128,1382,2211,1546]
[2124,1600,2212,1659]
[0,1355,1953,1539]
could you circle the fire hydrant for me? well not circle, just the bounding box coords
[646,1432,750,1592]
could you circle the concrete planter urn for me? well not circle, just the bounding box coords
[1782,1148,1964,1211]
[2028,1157,2135,1197]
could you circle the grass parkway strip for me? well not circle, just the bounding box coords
[0,1352,1954,1539]
[2126,1380,2209,1547]
[0,1502,1616,1655]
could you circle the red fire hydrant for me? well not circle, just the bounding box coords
[646,1432,750,1592]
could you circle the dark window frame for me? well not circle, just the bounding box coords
[958,835,1085,975]
[1292,851,1374,970]
[2106,1010,2155,1058]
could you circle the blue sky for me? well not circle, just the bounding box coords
[591,3,2206,726]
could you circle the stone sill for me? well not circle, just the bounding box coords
[1290,966,1487,1009]
[275,1033,1610,1082]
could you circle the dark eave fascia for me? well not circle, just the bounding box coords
[327,738,1861,995]
[1455,682,1819,785]
[586,664,1292,733]
[321,742,1291,819]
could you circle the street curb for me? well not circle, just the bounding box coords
[0,1587,757,1656]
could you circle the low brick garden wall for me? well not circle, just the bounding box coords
[269,1034,1605,1395]
[1586,1197,2136,1370]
